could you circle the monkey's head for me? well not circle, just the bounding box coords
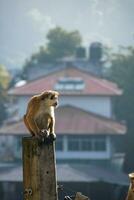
[129,173,134,187]
[40,90,59,107]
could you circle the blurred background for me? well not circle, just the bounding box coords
[0,0,134,199]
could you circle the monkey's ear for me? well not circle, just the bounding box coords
[40,91,50,100]
[54,91,59,96]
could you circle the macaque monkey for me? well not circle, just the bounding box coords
[64,192,89,200]
[126,173,134,200]
[24,90,59,140]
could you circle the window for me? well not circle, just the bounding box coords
[56,136,63,151]
[68,136,106,152]
[81,139,92,151]
[68,139,80,151]
[93,139,106,151]
[54,77,85,91]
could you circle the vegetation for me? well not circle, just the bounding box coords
[0,65,10,125]
[23,27,82,75]
[0,84,8,126]
[108,46,134,173]
[0,64,10,89]
[46,27,82,58]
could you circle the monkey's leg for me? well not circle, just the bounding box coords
[23,115,35,136]
[25,115,40,136]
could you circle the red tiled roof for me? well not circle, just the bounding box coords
[0,106,126,135]
[9,67,122,96]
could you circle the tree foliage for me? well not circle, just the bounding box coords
[23,27,82,73]
[0,65,10,89]
[0,84,8,126]
[47,27,82,58]
[109,47,134,173]
[0,65,9,125]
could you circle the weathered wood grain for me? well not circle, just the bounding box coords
[22,137,58,200]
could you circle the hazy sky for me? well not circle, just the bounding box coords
[0,0,134,69]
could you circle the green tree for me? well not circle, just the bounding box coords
[23,27,82,74]
[47,27,82,58]
[0,65,9,125]
[0,84,8,126]
[0,64,10,89]
[109,47,134,173]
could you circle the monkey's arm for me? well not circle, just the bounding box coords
[49,116,56,140]
[49,116,55,135]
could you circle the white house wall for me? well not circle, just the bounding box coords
[17,95,112,118]
[59,96,111,117]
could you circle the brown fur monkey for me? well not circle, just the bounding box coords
[126,173,134,200]
[24,90,59,140]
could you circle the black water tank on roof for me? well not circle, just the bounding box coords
[89,42,103,62]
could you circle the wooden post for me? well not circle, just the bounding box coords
[22,137,58,200]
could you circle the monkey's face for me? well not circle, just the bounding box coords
[40,91,59,108]
[49,93,59,107]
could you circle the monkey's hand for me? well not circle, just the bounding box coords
[49,133,56,141]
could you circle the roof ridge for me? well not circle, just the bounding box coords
[89,76,122,95]
[10,66,120,90]
[57,105,125,125]
[8,66,121,96]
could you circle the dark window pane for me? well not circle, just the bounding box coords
[56,137,63,151]
[94,140,106,151]
[81,140,92,151]
[68,140,80,151]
